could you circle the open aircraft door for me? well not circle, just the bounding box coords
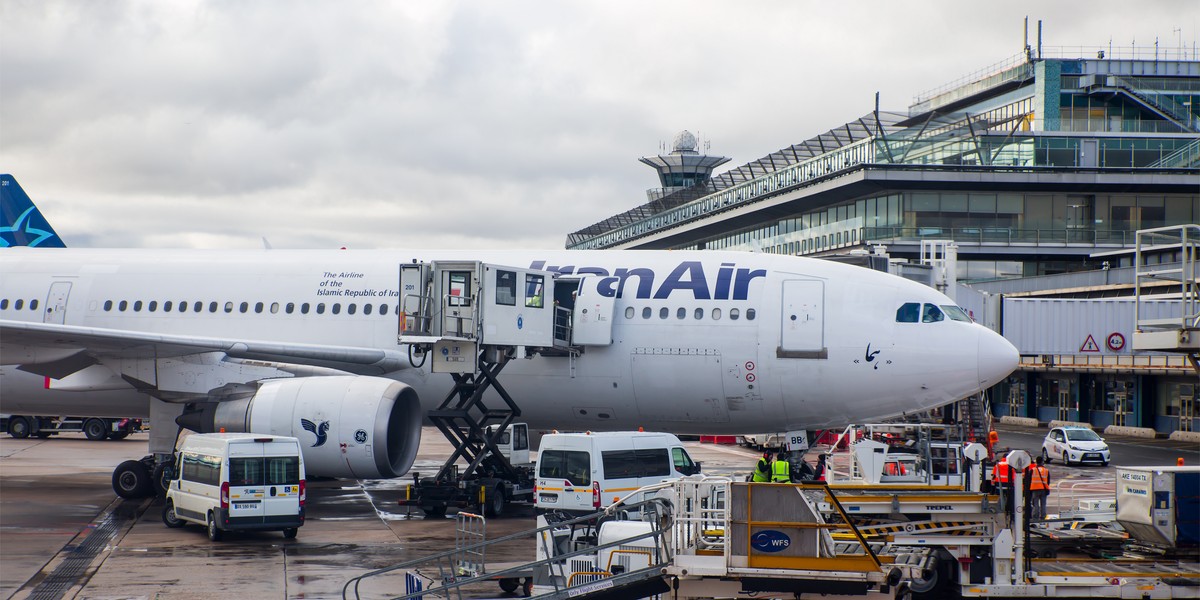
[778,279,826,358]
[571,276,615,346]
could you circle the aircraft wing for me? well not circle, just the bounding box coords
[0,319,411,381]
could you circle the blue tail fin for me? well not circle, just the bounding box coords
[1,174,66,248]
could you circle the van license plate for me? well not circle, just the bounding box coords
[539,494,557,504]
[234,502,255,509]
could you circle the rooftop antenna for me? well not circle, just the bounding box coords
[1036,19,1042,60]
[1023,16,1032,62]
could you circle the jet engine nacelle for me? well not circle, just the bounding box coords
[178,376,422,479]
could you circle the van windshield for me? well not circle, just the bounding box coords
[538,450,591,486]
[230,456,300,486]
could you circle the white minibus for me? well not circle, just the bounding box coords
[162,433,305,541]
[535,431,700,514]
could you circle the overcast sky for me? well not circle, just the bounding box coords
[2,1,1195,250]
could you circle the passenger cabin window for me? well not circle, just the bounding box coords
[380,304,389,316]
[625,307,635,319]
[270,302,279,314]
[896,302,920,323]
[524,274,544,308]
[642,307,651,319]
[30,299,38,310]
[164,301,173,312]
[676,308,686,319]
[133,301,143,312]
[103,300,113,311]
[363,303,372,315]
[711,308,721,320]
[495,270,517,306]
[332,303,341,315]
[255,302,264,314]
[694,308,703,320]
[316,303,326,314]
[301,303,310,314]
[922,303,944,323]
[729,308,740,320]
[286,302,295,314]
[224,302,234,313]
[149,301,158,312]
[746,308,756,320]
[659,307,669,319]
[347,303,356,315]
[538,450,591,486]
[119,300,128,311]
[239,302,248,313]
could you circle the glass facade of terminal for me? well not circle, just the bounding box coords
[571,53,1199,436]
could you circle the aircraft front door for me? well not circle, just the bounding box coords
[43,281,71,324]
[778,279,825,358]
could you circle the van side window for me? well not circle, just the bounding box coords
[513,426,528,451]
[672,447,696,472]
[181,453,221,486]
[538,450,590,486]
[603,449,670,479]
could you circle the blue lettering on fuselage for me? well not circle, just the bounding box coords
[529,260,765,301]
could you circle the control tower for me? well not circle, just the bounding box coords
[639,130,730,202]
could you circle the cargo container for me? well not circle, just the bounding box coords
[1115,466,1199,550]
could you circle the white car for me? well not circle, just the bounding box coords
[1042,426,1110,466]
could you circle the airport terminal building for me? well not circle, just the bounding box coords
[567,46,1199,436]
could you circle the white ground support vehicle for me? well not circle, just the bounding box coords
[535,431,701,513]
[162,433,306,541]
[1042,425,1110,466]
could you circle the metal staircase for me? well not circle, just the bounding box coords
[1151,137,1200,168]
[1091,76,1199,133]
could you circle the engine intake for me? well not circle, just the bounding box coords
[177,376,421,479]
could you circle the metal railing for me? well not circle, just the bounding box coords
[864,226,1138,247]
[342,499,672,600]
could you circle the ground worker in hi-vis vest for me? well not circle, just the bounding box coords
[771,452,792,483]
[751,452,771,482]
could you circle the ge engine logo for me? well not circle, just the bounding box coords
[354,429,368,444]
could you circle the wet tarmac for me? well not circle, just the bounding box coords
[1,426,1193,599]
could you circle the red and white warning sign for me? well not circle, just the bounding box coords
[1106,332,1126,352]
[1079,334,1101,353]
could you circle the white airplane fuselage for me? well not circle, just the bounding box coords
[0,248,1017,434]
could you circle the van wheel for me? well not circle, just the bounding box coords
[283,528,298,539]
[8,417,30,439]
[499,578,519,593]
[484,486,505,518]
[113,460,153,499]
[109,432,129,441]
[207,513,223,542]
[162,501,185,528]
[84,419,109,441]
[1041,448,1051,464]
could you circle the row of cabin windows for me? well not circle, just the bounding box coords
[100,299,395,316]
[624,306,757,321]
[895,302,972,323]
[0,299,40,311]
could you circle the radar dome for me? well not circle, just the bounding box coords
[672,130,698,153]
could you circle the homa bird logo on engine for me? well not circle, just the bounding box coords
[300,418,330,447]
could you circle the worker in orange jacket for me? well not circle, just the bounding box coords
[1026,456,1051,520]
[992,456,1013,515]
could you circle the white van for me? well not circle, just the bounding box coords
[162,433,306,541]
[535,431,700,514]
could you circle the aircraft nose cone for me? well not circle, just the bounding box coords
[978,326,1019,388]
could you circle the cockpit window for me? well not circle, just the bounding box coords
[922,303,944,323]
[896,302,920,323]
[940,305,972,322]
